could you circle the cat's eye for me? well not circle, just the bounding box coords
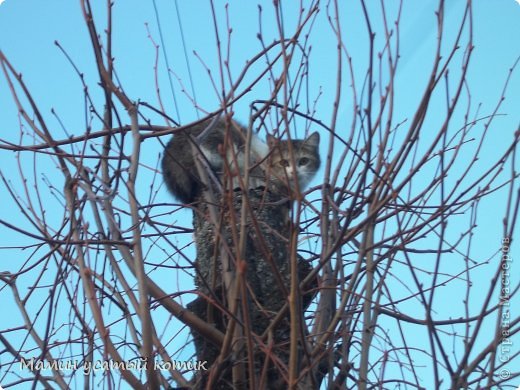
[298,157,309,166]
[279,159,290,167]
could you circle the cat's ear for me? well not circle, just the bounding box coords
[305,132,320,148]
[266,134,277,147]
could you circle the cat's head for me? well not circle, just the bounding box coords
[266,132,320,194]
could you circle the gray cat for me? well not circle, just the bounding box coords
[162,118,320,203]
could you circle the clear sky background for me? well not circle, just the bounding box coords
[0,0,519,388]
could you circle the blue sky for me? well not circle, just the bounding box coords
[0,1,518,128]
[0,0,519,388]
